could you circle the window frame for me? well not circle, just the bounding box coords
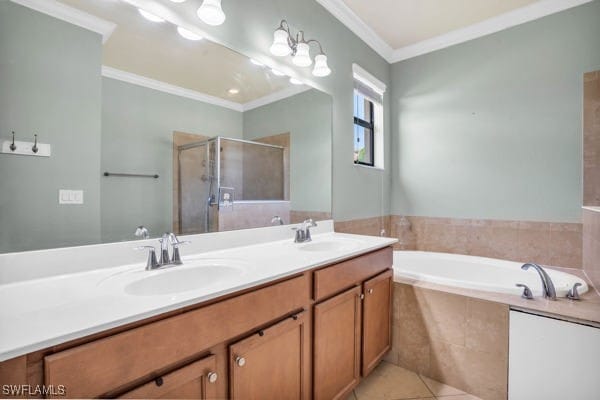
[353,95,375,167]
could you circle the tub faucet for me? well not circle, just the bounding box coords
[521,263,556,300]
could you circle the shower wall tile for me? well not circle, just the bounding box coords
[334,216,391,238]
[217,201,290,232]
[583,208,600,290]
[584,71,600,206]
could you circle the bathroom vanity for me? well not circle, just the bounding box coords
[0,228,395,399]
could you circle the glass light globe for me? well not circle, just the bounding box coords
[312,54,331,77]
[270,29,291,57]
[197,0,226,26]
[292,42,312,67]
[177,26,203,41]
[138,9,165,23]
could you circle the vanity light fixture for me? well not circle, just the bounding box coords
[269,20,331,77]
[197,0,226,26]
[138,8,165,23]
[228,88,239,95]
[177,26,203,41]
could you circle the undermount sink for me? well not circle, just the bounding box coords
[125,265,243,296]
[100,258,246,296]
[299,238,363,252]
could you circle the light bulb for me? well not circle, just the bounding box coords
[292,42,312,67]
[197,0,226,26]
[177,26,203,41]
[289,77,303,85]
[138,9,165,23]
[270,29,291,57]
[312,54,331,77]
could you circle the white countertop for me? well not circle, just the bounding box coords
[0,230,396,361]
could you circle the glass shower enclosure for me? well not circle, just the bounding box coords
[177,136,286,234]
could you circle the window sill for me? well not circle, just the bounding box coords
[353,163,385,172]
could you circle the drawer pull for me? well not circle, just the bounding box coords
[154,377,163,387]
[368,289,373,294]
[236,356,246,367]
[207,372,218,384]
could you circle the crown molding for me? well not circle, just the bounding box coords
[101,66,312,113]
[389,0,594,63]
[242,85,312,112]
[316,0,593,64]
[314,0,393,62]
[10,0,116,43]
[101,66,244,112]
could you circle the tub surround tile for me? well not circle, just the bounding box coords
[290,211,332,224]
[389,284,509,400]
[387,215,583,269]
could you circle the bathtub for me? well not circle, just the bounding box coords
[393,251,589,297]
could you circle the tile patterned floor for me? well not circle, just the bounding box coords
[349,361,482,400]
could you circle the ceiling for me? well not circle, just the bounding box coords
[58,0,297,106]
[342,0,539,49]
[317,0,593,62]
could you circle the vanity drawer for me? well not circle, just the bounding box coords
[313,247,392,302]
[44,274,309,398]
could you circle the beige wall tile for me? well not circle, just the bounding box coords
[583,209,600,290]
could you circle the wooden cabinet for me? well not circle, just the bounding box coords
[362,269,393,376]
[1,246,394,400]
[229,312,308,400]
[120,355,218,399]
[313,286,362,400]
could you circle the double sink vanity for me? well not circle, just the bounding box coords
[0,221,397,399]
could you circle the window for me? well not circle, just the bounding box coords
[352,64,386,169]
[354,92,374,166]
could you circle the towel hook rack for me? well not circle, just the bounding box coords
[103,172,159,179]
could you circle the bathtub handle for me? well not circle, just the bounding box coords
[516,284,533,300]
[566,283,582,300]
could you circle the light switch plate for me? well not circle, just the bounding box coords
[59,190,84,205]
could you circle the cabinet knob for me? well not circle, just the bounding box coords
[236,356,246,367]
[368,288,373,294]
[207,372,218,384]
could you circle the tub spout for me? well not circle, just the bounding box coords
[521,263,557,300]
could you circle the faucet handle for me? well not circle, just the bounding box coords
[566,282,582,300]
[516,283,534,300]
[292,227,304,243]
[135,246,159,270]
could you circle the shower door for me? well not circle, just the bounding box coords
[178,141,213,234]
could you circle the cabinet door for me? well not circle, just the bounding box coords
[313,286,362,400]
[362,269,393,376]
[119,355,218,399]
[229,311,307,400]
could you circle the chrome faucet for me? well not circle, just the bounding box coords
[293,219,317,243]
[136,232,189,270]
[521,263,557,300]
[271,216,284,225]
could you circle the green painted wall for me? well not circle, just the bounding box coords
[100,77,243,243]
[201,0,392,222]
[390,1,600,223]
[243,89,332,213]
[0,2,102,253]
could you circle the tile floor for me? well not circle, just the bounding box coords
[349,361,482,400]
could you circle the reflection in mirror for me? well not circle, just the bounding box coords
[0,0,332,253]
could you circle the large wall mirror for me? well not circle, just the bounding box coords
[0,0,332,253]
